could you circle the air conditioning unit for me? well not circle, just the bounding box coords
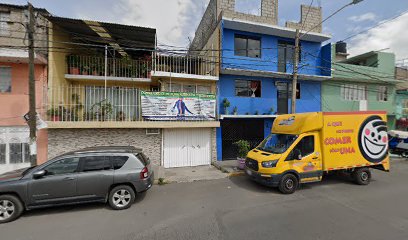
[146,128,160,135]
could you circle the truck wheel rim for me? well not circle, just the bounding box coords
[113,190,131,208]
[0,200,15,220]
[361,172,369,181]
[286,179,294,189]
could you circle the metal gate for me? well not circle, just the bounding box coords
[221,119,265,160]
[163,129,211,168]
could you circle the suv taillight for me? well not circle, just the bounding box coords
[140,167,148,179]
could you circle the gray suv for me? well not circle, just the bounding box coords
[0,146,154,223]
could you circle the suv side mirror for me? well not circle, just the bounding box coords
[33,170,47,179]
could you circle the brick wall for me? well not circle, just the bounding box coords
[48,129,162,166]
[285,5,322,33]
[0,5,48,53]
[190,0,279,51]
[221,0,278,25]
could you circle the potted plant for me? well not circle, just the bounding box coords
[232,106,238,115]
[91,100,113,121]
[47,107,60,121]
[268,107,274,115]
[116,111,126,121]
[222,98,230,115]
[234,140,250,170]
[69,94,83,121]
[254,110,259,115]
[67,55,80,75]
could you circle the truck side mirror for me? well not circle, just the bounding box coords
[293,149,302,160]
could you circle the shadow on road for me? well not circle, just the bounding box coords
[228,172,368,193]
[21,191,147,219]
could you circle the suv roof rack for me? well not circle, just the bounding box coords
[61,146,143,156]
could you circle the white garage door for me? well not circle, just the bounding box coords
[163,129,211,168]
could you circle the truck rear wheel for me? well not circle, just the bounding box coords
[352,168,371,185]
[278,174,298,194]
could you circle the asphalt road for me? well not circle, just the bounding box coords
[1,159,408,240]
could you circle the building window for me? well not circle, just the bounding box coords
[377,86,388,101]
[289,83,301,99]
[183,84,196,93]
[0,66,11,93]
[197,85,211,94]
[235,0,262,16]
[235,80,261,97]
[341,84,367,101]
[0,12,10,36]
[234,35,261,58]
[278,41,301,72]
[0,144,6,164]
[9,143,23,164]
[166,83,212,94]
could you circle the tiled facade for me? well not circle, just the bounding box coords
[47,129,162,165]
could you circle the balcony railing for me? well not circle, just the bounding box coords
[153,54,217,77]
[66,55,152,79]
[46,85,218,122]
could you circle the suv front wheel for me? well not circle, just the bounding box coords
[0,195,24,224]
[108,185,136,210]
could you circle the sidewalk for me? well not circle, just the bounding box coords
[212,160,245,177]
[162,165,229,183]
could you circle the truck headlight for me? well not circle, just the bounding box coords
[261,160,278,168]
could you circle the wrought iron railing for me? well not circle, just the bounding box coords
[46,85,218,122]
[66,55,152,79]
[154,54,217,77]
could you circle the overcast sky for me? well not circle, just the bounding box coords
[6,0,408,60]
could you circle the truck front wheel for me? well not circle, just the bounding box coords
[278,174,299,194]
[352,168,371,185]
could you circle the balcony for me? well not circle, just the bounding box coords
[65,55,152,82]
[46,85,219,129]
[152,54,218,81]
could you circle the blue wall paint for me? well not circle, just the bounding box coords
[221,27,330,76]
[218,75,322,115]
[216,127,223,160]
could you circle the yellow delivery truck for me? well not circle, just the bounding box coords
[245,111,390,194]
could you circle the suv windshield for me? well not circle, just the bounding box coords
[257,133,298,154]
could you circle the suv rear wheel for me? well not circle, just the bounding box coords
[0,195,23,224]
[108,185,135,210]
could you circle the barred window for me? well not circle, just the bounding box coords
[341,84,367,101]
[377,86,388,101]
[0,66,11,93]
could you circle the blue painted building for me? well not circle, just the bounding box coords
[189,0,332,160]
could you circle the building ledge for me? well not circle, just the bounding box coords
[65,74,152,83]
[151,71,219,81]
[0,48,47,64]
[223,18,331,43]
[220,115,277,119]
[221,68,332,81]
[46,121,220,129]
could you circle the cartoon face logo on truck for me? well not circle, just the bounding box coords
[358,115,388,163]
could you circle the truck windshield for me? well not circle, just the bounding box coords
[257,133,298,154]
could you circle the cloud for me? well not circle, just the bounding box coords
[348,12,377,22]
[348,12,408,60]
[72,0,209,48]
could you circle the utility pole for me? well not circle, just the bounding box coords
[291,29,300,114]
[27,3,37,166]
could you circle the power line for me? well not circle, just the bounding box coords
[341,9,408,42]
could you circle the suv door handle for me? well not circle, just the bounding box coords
[63,177,75,181]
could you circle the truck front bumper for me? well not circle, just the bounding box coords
[245,168,281,187]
